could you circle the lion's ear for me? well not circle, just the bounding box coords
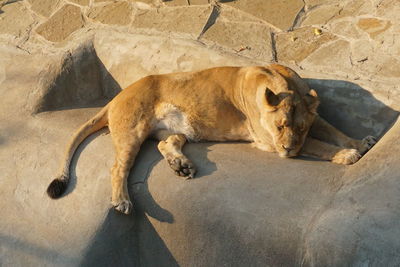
[265,88,292,110]
[265,88,280,107]
[304,89,319,114]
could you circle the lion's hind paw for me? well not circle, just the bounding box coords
[168,157,196,179]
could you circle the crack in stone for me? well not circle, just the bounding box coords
[270,31,277,62]
[197,3,220,40]
[0,0,16,9]
[291,0,306,30]
[349,51,355,67]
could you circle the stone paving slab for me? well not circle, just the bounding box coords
[276,26,337,64]
[88,1,134,25]
[27,0,62,18]
[221,0,304,31]
[69,0,89,6]
[304,0,340,8]
[301,39,353,76]
[217,4,264,24]
[357,17,392,40]
[132,5,213,39]
[200,20,274,62]
[36,4,84,42]
[163,0,188,6]
[301,3,342,26]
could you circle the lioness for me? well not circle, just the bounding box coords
[47,64,376,214]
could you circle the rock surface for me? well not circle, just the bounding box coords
[201,19,274,62]
[222,0,304,30]
[0,1,36,36]
[28,0,62,18]
[0,0,399,266]
[276,26,337,64]
[88,1,133,25]
[132,5,213,39]
[36,4,84,42]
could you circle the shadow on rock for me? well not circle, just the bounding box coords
[79,140,217,266]
[0,232,78,264]
[79,207,179,267]
[129,141,218,184]
[128,140,175,223]
[0,0,23,12]
[128,140,218,223]
[79,140,178,266]
[306,78,399,139]
[33,41,122,113]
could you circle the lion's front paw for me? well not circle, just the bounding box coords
[113,200,133,215]
[168,157,196,179]
[332,149,361,165]
[359,135,377,154]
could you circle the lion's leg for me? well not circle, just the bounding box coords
[156,132,196,179]
[301,137,362,165]
[309,116,376,154]
[109,121,150,214]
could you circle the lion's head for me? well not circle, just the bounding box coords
[257,85,319,158]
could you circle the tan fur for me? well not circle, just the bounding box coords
[47,64,376,214]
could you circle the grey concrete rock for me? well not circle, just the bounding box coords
[1,0,400,265]
[302,117,400,266]
[1,31,399,266]
[0,33,259,266]
[93,32,259,88]
[305,78,398,139]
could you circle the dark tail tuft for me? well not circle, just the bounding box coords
[47,177,68,198]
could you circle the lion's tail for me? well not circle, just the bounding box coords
[46,105,109,199]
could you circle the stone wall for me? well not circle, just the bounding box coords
[1,0,399,100]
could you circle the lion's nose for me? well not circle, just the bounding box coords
[282,145,293,152]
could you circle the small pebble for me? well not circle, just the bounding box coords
[314,28,322,36]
